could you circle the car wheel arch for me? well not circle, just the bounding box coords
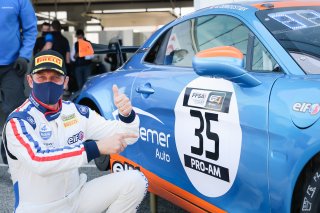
[78,97,111,171]
[78,98,101,114]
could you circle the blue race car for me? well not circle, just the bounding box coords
[76,1,320,212]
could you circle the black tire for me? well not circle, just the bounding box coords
[94,155,110,171]
[292,157,320,213]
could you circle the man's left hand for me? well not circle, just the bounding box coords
[113,84,132,117]
[14,57,28,77]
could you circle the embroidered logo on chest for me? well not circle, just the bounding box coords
[39,123,52,140]
[67,131,84,145]
[61,113,79,128]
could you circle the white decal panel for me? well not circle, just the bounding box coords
[174,77,242,197]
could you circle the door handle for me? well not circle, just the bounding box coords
[136,83,155,95]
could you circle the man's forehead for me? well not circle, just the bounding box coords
[33,70,64,76]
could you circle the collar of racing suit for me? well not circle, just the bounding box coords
[29,93,62,121]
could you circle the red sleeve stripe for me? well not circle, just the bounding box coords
[10,119,85,162]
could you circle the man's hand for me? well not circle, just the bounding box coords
[96,133,138,155]
[14,57,28,77]
[113,84,132,117]
[42,42,53,51]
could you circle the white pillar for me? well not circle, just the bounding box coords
[121,30,134,46]
[98,31,108,45]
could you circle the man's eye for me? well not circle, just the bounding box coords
[54,76,62,80]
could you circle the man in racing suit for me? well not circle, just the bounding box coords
[3,50,148,213]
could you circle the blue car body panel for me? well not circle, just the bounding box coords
[76,2,320,212]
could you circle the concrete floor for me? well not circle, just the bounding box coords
[0,164,186,213]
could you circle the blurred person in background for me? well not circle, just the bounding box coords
[42,19,71,94]
[50,19,71,66]
[0,0,37,164]
[33,22,51,55]
[73,29,93,90]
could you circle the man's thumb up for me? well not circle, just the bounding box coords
[112,84,119,98]
[112,84,132,117]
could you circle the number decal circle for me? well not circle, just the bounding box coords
[174,77,242,197]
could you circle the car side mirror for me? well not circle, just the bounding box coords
[192,46,261,87]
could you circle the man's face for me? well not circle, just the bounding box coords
[42,25,50,32]
[76,35,83,40]
[27,70,69,88]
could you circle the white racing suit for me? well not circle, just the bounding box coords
[4,95,148,213]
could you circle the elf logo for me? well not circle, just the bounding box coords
[67,131,84,144]
[293,102,320,115]
[112,161,140,173]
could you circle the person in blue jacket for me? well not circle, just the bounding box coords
[0,0,37,164]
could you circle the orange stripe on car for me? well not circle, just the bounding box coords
[253,1,320,10]
[110,154,226,213]
[196,46,243,59]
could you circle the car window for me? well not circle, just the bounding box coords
[196,15,249,55]
[144,29,172,65]
[256,7,320,74]
[252,37,279,72]
[145,14,279,72]
[164,20,196,67]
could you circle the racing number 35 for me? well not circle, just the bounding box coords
[190,109,219,161]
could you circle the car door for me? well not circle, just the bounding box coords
[130,14,284,211]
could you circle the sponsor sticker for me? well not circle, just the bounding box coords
[39,123,52,140]
[175,77,242,197]
[131,107,171,163]
[112,161,140,172]
[63,119,78,127]
[35,55,63,67]
[61,113,78,127]
[79,105,89,114]
[292,102,320,115]
[27,116,35,125]
[214,4,248,11]
[183,87,232,113]
[67,131,84,145]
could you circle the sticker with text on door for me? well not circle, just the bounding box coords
[174,77,242,197]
